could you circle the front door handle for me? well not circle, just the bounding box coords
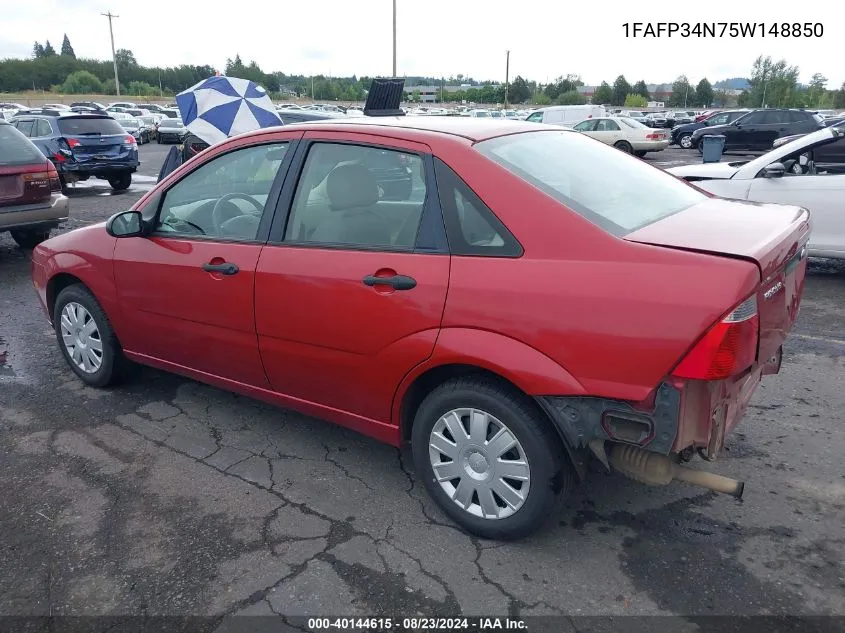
[202,262,239,275]
[362,274,417,291]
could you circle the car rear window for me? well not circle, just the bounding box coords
[57,116,126,136]
[0,123,46,166]
[476,130,707,236]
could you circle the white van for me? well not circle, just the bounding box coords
[524,105,606,127]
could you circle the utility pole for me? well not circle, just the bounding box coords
[392,0,397,76]
[102,11,120,96]
[504,50,510,109]
[684,84,689,107]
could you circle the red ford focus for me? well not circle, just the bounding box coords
[30,117,809,540]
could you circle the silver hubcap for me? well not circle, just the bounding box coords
[60,302,103,373]
[429,408,531,520]
[680,135,692,148]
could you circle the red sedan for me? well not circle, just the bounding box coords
[30,117,809,540]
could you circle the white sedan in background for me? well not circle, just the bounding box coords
[571,116,669,157]
[668,126,845,259]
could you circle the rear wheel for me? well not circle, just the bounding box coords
[411,376,572,540]
[53,284,128,387]
[109,172,132,190]
[11,229,51,249]
[614,140,633,154]
[678,133,693,149]
[697,139,705,154]
[634,150,647,158]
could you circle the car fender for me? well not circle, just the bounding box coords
[391,327,587,426]
[41,250,124,335]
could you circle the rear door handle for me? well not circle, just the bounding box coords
[202,262,239,275]
[362,274,417,290]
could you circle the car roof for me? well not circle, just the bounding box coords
[243,116,566,143]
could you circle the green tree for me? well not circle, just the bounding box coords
[411,89,420,102]
[61,70,103,94]
[60,34,75,58]
[632,80,650,100]
[695,78,713,106]
[102,78,119,95]
[592,81,613,104]
[115,49,137,68]
[611,75,631,106]
[749,55,799,107]
[508,75,531,104]
[533,92,551,105]
[43,40,56,56]
[737,90,750,107]
[713,89,731,106]
[127,81,156,96]
[669,75,694,107]
[33,42,45,59]
[807,73,827,107]
[834,82,845,109]
[557,90,586,105]
[543,74,580,101]
[624,94,648,107]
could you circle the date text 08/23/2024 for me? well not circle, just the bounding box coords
[622,22,824,38]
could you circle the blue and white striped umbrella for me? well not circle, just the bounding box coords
[175,75,283,146]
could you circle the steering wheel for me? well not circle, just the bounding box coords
[211,193,264,233]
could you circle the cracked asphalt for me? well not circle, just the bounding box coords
[1,143,845,626]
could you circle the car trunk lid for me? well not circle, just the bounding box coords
[0,162,55,207]
[625,196,810,365]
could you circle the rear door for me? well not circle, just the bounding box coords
[590,119,623,145]
[254,132,450,424]
[113,133,301,385]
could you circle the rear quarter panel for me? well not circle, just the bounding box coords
[430,139,760,402]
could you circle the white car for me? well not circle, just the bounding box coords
[571,116,670,156]
[668,126,845,259]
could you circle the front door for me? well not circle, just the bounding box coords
[255,134,450,423]
[726,110,764,150]
[113,138,296,385]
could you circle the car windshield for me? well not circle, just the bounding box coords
[0,123,45,166]
[476,130,706,236]
[57,116,126,135]
[619,117,646,128]
[160,120,182,128]
[120,119,139,128]
[474,111,490,117]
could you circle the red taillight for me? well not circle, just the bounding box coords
[671,295,759,381]
[46,161,61,192]
[125,134,137,145]
[645,133,663,140]
[66,138,81,148]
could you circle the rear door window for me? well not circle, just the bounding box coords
[0,123,47,166]
[12,120,35,137]
[35,119,53,137]
[57,116,126,136]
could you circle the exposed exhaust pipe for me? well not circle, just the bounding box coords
[608,444,744,498]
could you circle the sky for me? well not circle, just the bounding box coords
[1,0,841,87]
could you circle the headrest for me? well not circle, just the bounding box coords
[326,163,379,211]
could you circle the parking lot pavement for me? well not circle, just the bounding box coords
[2,143,845,621]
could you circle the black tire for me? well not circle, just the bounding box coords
[614,140,633,154]
[157,137,162,144]
[678,133,693,149]
[53,284,128,388]
[109,172,132,190]
[697,138,705,154]
[411,376,572,540]
[634,150,647,158]
[10,229,51,249]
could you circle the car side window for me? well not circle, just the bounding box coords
[433,158,522,257]
[573,120,596,132]
[740,112,764,125]
[595,119,620,131]
[787,111,807,123]
[155,142,289,241]
[762,111,789,124]
[284,142,427,250]
[709,114,729,125]
[35,119,52,137]
[13,120,34,136]
[526,112,544,123]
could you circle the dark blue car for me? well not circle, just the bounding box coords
[670,109,750,149]
[8,110,139,191]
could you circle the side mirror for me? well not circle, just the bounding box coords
[762,162,786,178]
[106,210,145,238]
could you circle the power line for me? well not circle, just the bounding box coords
[102,11,120,96]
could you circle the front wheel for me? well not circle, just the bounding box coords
[411,376,572,540]
[11,229,51,249]
[614,140,633,154]
[53,284,128,387]
[109,172,132,190]
[678,133,693,149]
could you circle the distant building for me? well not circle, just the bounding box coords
[407,85,471,103]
